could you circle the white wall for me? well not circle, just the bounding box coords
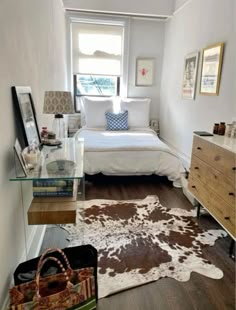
[63,0,175,17]
[160,0,235,166]
[128,19,165,119]
[233,0,236,115]
[0,0,67,306]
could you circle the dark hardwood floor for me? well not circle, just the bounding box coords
[41,175,235,310]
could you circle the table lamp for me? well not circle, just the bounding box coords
[43,91,74,138]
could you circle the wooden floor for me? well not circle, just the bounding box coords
[41,175,235,310]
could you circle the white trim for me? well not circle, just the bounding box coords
[173,0,192,16]
[160,136,191,169]
[70,16,126,26]
[165,0,192,21]
[66,9,169,20]
[66,14,73,92]
[60,0,65,10]
[2,225,46,309]
[131,16,167,22]
[121,17,130,98]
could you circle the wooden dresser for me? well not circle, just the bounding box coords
[188,135,236,239]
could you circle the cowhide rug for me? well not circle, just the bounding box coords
[63,195,226,298]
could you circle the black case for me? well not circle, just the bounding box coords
[13,245,98,300]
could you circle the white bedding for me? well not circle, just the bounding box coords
[75,128,184,187]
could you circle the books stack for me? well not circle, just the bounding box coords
[33,179,74,197]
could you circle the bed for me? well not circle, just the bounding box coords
[75,97,184,188]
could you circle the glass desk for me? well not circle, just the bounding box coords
[10,138,84,225]
[10,138,84,181]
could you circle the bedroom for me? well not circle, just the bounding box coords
[0,0,235,309]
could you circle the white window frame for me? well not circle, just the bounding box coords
[66,12,130,99]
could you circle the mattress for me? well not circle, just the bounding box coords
[75,128,184,187]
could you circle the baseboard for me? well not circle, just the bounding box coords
[160,136,191,170]
[2,225,46,309]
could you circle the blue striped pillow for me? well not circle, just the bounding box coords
[105,110,128,130]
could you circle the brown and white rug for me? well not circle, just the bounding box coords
[63,196,227,298]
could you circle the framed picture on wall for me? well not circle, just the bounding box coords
[199,42,224,95]
[135,58,155,86]
[182,52,199,100]
[12,86,41,147]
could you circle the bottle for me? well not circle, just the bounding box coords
[231,126,236,138]
[218,122,226,135]
[225,124,233,137]
[213,123,219,134]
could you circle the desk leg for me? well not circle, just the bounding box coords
[20,182,28,260]
[82,175,85,201]
[196,203,201,218]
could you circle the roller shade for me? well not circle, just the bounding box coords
[72,22,123,76]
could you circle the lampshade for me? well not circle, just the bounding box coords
[43,91,74,114]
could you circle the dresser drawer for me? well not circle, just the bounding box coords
[192,135,236,180]
[188,175,235,238]
[190,155,236,208]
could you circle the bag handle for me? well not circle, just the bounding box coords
[35,256,73,299]
[37,247,72,271]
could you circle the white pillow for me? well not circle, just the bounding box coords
[81,97,113,128]
[120,98,151,128]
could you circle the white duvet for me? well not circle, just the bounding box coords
[75,128,184,187]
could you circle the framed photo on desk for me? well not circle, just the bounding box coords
[13,138,28,177]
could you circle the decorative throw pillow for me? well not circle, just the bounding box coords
[105,110,128,131]
[82,97,113,128]
[120,98,151,128]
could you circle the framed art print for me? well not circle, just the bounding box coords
[12,86,41,147]
[14,138,28,177]
[136,58,154,86]
[182,52,199,100]
[199,42,224,95]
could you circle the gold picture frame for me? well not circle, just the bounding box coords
[199,42,224,96]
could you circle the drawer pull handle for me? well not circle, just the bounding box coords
[232,167,236,171]
[229,192,235,196]
[194,167,199,170]
[197,147,201,150]
[224,217,230,220]
[192,185,196,188]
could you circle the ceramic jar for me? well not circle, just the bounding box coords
[218,122,226,135]
[213,123,219,134]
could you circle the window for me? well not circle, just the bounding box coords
[74,74,120,97]
[72,21,124,111]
